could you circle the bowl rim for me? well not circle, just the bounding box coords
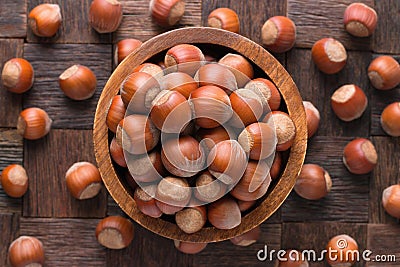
[93,27,307,243]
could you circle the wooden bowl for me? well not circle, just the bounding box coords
[93,27,307,243]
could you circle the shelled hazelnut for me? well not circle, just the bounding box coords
[134,184,162,218]
[164,44,205,75]
[238,122,276,160]
[89,0,123,33]
[115,39,143,65]
[194,171,227,203]
[8,236,45,267]
[174,240,207,254]
[330,84,367,122]
[59,65,97,100]
[150,0,186,27]
[275,249,309,267]
[381,102,400,136]
[175,200,207,234]
[382,184,400,219]
[263,111,296,151]
[208,196,241,229]
[343,138,377,175]
[65,162,102,200]
[311,38,347,74]
[126,150,164,183]
[303,101,320,138]
[228,89,264,128]
[1,58,34,94]
[28,4,62,37]
[294,164,332,200]
[106,95,126,133]
[17,107,52,140]
[326,234,358,267]
[343,3,378,37]
[95,216,134,249]
[207,8,240,33]
[218,53,254,87]
[368,55,400,90]
[261,16,296,53]
[230,226,261,247]
[244,78,281,112]
[0,164,28,198]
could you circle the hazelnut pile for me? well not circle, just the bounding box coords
[107,42,294,234]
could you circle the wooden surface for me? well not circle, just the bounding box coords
[0,0,399,266]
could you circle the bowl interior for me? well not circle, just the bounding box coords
[93,27,307,243]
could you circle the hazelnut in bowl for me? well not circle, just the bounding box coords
[93,27,307,243]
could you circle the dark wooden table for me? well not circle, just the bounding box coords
[0,0,399,266]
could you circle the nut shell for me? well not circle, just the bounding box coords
[106,95,126,133]
[175,203,207,234]
[150,0,186,27]
[228,89,263,128]
[368,55,400,90]
[208,196,241,229]
[230,226,261,247]
[155,177,191,213]
[343,3,378,37]
[1,58,34,94]
[263,111,295,151]
[59,65,97,100]
[195,64,238,93]
[194,171,227,203]
[244,78,281,112]
[218,53,254,87]
[126,150,164,183]
[115,39,142,65]
[8,236,45,267]
[0,164,28,198]
[311,38,347,74]
[207,8,240,33]
[109,137,127,167]
[164,44,205,75]
[65,162,102,200]
[382,184,400,219]
[331,84,368,122]
[381,102,400,136]
[28,4,62,37]
[17,107,52,140]
[261,16,296,53]
[303,101,320,138]
[160,72,198,99]
[174,240,207,254]
[343,138,377,174]
[294,164,332,200]
[134,184,163,218]
[89,0,123,33]
[95,216,134,249]
[326,234,358,267]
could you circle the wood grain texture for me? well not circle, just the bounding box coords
[287,0,374,51]
[193,224,281,267]
[0,0,26,38]
[114,0,202,42]
[23,129,107,218]
[20,217,106,266]
[0,213,19,267]
[0,129,24,214]
[107,223,193,267]
[282,222,368,267]
[286,48,372,137]
[372,0,400,54]
[0,39,24,128]
[369,136,400,224]
[94,27,307,242]
[367,224,400,266]
[370,55,400,136]
[23,43,111,129]
[282,136,369,222]
[27,0,111,44]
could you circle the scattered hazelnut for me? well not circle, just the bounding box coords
[230,226,261,247]
[8,236,45,267]
[343,3,378,37]
[303,101,320,138]
[207,140,247,185]
[164,44,205,76]
[89,0,123,33]
[244,78,281,112]
[28,4,62,37]
[106,95,126,133]
[382,184,400,219]
[311,38,347,74]
[65,162,102,200]
[174,240,207,254]
[0,164,28,198]
[149,0,186,27]
[263,111,296,151]
[95,216,134,249]
[189,85,233,128]
[237,122,277,160]
[160,72,198,99]
[175,201,207,234]
[218,53,254,87]
[207,8,240,33]
[109,137,127,168]
[228,89,264,128]
[194,171,227,203]
[326,234,358,267]
[195,63,238,93]
[368,55,400,90]
[208,196,241,229]
[330,84,367,122]
[155,177,191,214]
[343,138,377,174]
[114,38,142,65]
[261,16,296,53]
[294,164,332,200]
[125,150,164,183]
[134,184,163,218]
[381,102,400,136]
[1,58,34,94]
[17,107,52,140]
[116,114,160,155]
[59,65,97,100]
[275,249,309,267]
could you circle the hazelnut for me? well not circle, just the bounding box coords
[134,184,162,218]
[294,164,332,200]
[149,0,186,27]
[133,63,164,79]
[311,38,347,74]
[230,226,261,247]
[8,236,45,267]
[343,3,378,37]
[65,162,102,200]
[164,44,205,76]
[331,84,367,122]
[196,126,234,153]
[237,199,256,212]
[28,4,62,37]
[106,95,126,133]
[218,53,254,87]
[174,240,207,254]
[244,78,281,112]
[270,151,282,180]
[109,137,127,168]
[114,39,142,65]
[228,89,264,128]
[382,184,400,219]
[194,171,227,203]
[263,111,296,151]
[125,150,164,183]
[207,8,240,33]
[208,196,241,229]
[195,63,238,93]
[343,138,377,175]
[368,55,400,90]
[0,164,28,198]
[261,16,296,53]
[275,249,309,267]
[303,101,320,138]
[1,58,34,94]
[89,0,123,33]
[175,201,207,234]
[160,72,198,99]
[17,107,52,140]
[326,234,358,267]
[155,177,191,214]
[95,216,134,249]
[381,102,400,136]
[59,65,97,100]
